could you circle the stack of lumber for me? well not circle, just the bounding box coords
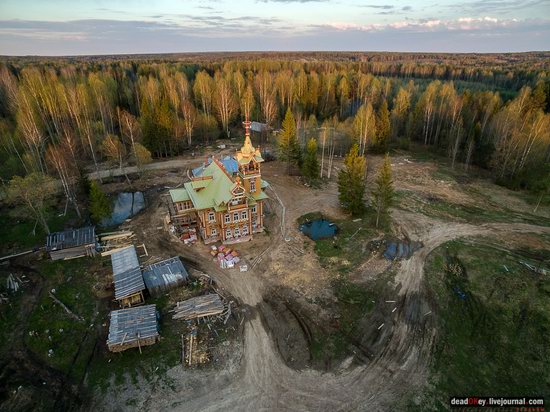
[107,304,159,352]
[99,231,135,256]
[172,294,224,320]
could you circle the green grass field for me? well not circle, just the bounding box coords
[418,240,550,410]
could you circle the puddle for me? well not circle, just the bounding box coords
[102,192,145,226]
[383,240,423,260]
[299,219,338,240]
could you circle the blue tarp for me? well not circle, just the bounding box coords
[300,219,338,240]
[383,240,423,260]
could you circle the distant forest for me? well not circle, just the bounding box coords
[0,51,549,195]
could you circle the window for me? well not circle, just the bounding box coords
[208,212,215,222]
[224,214,231,224]
[183,201,192,210]
[250,179,256,192]
[211,228,217,236]
[233,212,239,221]
[242,225,249,236]
[241,210,248,220]
[251,205,257,214]
[234,227,241,237]
[225,228,232,238]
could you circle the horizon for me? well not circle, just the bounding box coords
[1,0,549,56]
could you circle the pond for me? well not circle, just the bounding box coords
[101,192,145,227]
[299,219,338,240]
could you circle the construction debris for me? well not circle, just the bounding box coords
[172,294,224,321]
[6,274,19,292]
[107,305,159,352]
[520,261,548,276]
[49,292,84,322]
[210,245,242,269]
[98,230,135,256]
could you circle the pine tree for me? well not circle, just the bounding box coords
[89,181,112,224]
[373,154,394,228]
[301,138,319,184]
[338,144,367,216]
[278,108,302,174]
[372,100,390,153]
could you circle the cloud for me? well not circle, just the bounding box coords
[358,4,394,9]
[0,16,548,55]
[448,0,548,14]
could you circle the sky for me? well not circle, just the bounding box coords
[0,0,549,55]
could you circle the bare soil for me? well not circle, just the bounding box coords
[85,154,550,411]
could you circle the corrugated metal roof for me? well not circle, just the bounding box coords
[107,305,159,346]
[46,226,96,251]
[142,257,188,294]
[111,246,145,300]
[111,246,139,275]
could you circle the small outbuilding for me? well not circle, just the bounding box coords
[46,226,97,261]
[142,257,189,296]
[111,246,146,308]
[107,304,159,352]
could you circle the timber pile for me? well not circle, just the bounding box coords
[172,294,224,320]
[107,304,159,353]
[99,231,135,256]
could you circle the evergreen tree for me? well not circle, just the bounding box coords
[301,138,319,184]
[89,181,112,224]
[278,108,302,174]
[372,100,390,153]
[373,154,394,228]
[338,144,366,216]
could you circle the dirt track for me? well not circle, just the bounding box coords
[104,160,549,412]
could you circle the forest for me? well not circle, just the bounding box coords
[0,52,549,213]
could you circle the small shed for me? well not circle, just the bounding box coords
[111,246,146,307]
[46,226,97,261]
[142,257,189,296]
[107,304,159,352]
[250,121,268,133]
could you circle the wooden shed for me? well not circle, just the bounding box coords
[46,226,97,261]
[107,305,159,352]
[111,246,146,308]
[142,257,189,296]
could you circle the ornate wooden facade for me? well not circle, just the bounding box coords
[169,122,268,244]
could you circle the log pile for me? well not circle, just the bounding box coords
[172,294,224,321]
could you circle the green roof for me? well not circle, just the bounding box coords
[170,188,190,202]
[184,161,237,210]
[250,191,269,201]
[261,179,269,189]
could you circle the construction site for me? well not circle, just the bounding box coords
[1,138,549,412]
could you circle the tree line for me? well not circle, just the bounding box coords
[0,56,548,217]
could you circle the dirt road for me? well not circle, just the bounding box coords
[92,156,550,411]
[121,165,550,411]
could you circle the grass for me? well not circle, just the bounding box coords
[25,258,101,381]
[86,280,220,393]
[398,189,550,227]
[0,207,78,254]
[301,211,387,363]
[418,240,550,409]
[308,211,381,273]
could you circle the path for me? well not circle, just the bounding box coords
[138,183,550,411]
